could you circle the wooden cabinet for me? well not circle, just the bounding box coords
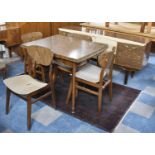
[7,22,51,38]
[6,27,21,46]
[6,22,82,38]
[0,25,21,46]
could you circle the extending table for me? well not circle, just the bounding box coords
[22,34,108,113]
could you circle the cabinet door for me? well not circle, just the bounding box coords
[0,30,7,42]
[6,28,21,46]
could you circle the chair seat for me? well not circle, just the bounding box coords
[75,63,107,83]
[3,75,47,95]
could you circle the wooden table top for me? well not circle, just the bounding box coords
[22,34,107,63]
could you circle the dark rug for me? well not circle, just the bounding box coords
[42,75,141,132]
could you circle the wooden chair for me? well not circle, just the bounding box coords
[66,50,115,112]
[20,32,43,60]
[21,32,43,43]
[20,32,46,81]
[114,42,147,84]
[21,47,47,82]
[3,45,56,130]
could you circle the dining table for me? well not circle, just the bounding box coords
[22,34,108,113]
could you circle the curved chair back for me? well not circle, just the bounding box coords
[98,51,115,82]
[26,45,53,66]
[98,50,115,69]
[21,32,43,43]
[20,32,43,61]
[26,45,53,78]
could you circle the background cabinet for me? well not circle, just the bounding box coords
[6,22,81,38]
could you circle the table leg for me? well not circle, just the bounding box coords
[147,22,152,33]
[140,22,146,33]
[105,22,110,27]
[8,47,12,58]
[72,63,76,113]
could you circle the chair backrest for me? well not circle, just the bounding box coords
[21,32,43,43]
[98,51,115,81]
[20,32,43,61]
[115,42,145,70]
[26,45,53,66]
[26,45,54,78]
[98,51,115,69]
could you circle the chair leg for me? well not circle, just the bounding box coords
[59,72,64,83]
[131,71,135,78]
[24,62,27,74]
[40,66,46,82]
[66,80,72,105]
[51,86,56,108]
[6,88,11,114]
[27,96,32,130]
[98,88,102,112]
[52,66,57,84]
[3,67,7,79]
[50,67,57,108]
[124,70,129,85]
[8,47,12,58]
[75,82,78,97]
[109,81,112,101]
